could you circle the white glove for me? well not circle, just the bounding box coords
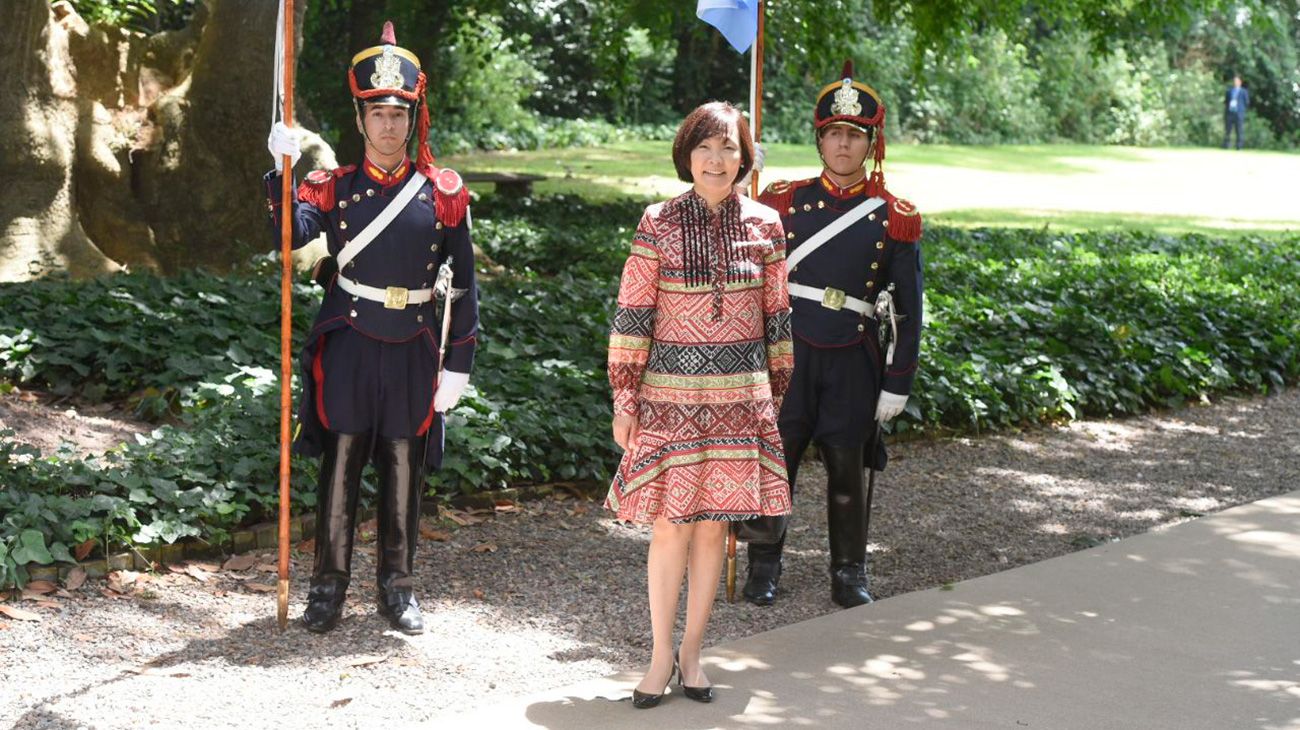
[752,142,766,173]
[267,121,301,173]
[875,391,908,422]
[434,370,470,412]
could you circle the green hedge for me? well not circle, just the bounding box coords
[3,196,1298,585]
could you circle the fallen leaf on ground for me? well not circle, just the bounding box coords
[20,590,51,602]
[193,562,221,572]
[255,562,279,573]
[330,698,353,709]
[472,588,485,600]
[344,654,388,667]
[100,588,131,600]
[469,542,498,553]
[24,580,57,595]
[107,571,143,594]
[184,565,212,583]
[296,538,316,554]
[420,528,452,542]
[493,500,518,513]
[357,518,378,534]
[55,589,75,599]
[33,600,60,609]
[244,582,277,593]
[222,554,257,572]
[569,504,590,517]
[0,605,42,621]
[65,567,87,591]
[441,506,486,526]
[74,539,97,561]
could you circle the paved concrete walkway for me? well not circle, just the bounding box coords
[435,491,1300,729]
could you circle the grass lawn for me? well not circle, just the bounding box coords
[445,142,1299,235]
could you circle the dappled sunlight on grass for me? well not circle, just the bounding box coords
[452,140,1298,233]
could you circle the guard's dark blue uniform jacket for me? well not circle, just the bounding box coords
[758,173,923,397]
[265,157,478,468]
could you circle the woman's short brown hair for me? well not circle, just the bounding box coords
[672,101,754,185]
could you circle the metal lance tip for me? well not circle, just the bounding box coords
[277,579,289,630]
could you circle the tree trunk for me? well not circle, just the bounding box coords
[0,0,119,281]
[1,0,334,281]
[134,0,332,273]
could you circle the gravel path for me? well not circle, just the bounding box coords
[2,388,1297,729]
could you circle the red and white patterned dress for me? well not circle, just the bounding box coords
[606,190,794,524]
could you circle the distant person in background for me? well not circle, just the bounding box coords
[1223,74,1249,150]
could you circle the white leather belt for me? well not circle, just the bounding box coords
[788,282,872,316]
[336,274,434,309]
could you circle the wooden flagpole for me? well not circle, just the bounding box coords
[749,0,765,198]
[731,0,765,603]
[276,0,295,631]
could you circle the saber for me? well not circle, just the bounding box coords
[865,422,880,547]
[434,257,466,390]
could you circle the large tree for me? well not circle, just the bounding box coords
[0,0,331,281]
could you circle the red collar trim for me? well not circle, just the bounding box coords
[362,156,411,186]
[819,171,867,199]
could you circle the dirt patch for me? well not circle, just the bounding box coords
[0,389,153,457]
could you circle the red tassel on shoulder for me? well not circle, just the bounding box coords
[295,165,356,213]
[432,167,469,228]
[757,180,793,213]
[297,170,336,212]
[757,178,815,215]
[884,192,923,243]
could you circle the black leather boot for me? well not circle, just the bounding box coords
[375,436,426,634]
[824,444,873,608]
[743,539,783,605]
[741,432,808,606]
[302,431,369,633]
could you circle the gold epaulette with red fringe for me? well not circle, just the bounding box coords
[756,178,815,215]
[430,166,470,228]
[882,191,922,243]
[296,165,356,212]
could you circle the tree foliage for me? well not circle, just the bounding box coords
[60,0,1299,150]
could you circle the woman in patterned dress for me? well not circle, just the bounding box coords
[606,102,794,707]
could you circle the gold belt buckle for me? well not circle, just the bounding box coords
[384,286,409,309]
[821,287,846,311]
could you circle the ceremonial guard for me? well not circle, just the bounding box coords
[745,61,923,608]
[264,22,477,634]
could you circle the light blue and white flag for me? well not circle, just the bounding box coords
[696,0,759,53]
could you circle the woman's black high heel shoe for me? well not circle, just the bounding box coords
[675,649,715,703]
[632,663,673,709]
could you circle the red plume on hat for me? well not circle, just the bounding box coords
[380,20,397,45]
[841,59,854,79]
